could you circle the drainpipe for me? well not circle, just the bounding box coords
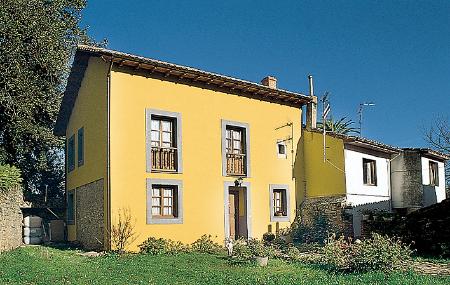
[106,58,113,251]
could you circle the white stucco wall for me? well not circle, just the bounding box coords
[344,149,391,207]
[421,157,446,203]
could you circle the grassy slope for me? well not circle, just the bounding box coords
[0,246,449,285]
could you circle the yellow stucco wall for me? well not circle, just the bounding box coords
[65,57,109,242]
[295,130,346,205]
[109,68,301,250]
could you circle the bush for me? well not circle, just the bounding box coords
[139,237,189,255]
[111,208,138,253]
[322,233,413,273]
[0,164,22,191]
[190,235,225,254]
[248,238,274,257]
[230,238,253,263]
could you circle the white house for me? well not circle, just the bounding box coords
[342,136,399,237]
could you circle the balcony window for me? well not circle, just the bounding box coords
[146,109,182,173]
[225,126,246,176]
[151,116,177,171]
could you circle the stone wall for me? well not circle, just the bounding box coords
[299,195,353,240]
[0,186,24,252]
[76,179,104,250]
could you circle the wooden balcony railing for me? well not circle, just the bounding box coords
[151,147,177,171]
[226,153,246,176]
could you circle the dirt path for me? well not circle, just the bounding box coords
[413,261,450,276]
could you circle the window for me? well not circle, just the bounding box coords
[269,184,290,222]
[67,191,75,224]
[146,179,183,224]
[151,185,178,218]
[273,189,287,216]
[67,135,75,172]
[77,128,84,167]
[151,117,174,148]
[146,109,182,173]
[277,141,287,158]
[222,120,250,177]
[429,161,439,186]
[363,158,377,186]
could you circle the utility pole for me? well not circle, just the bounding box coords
[358,102,375,137]
[322,92,330,162]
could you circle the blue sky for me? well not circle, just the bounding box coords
[82,0,450,148]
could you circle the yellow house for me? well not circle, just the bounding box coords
[54,45,312,250]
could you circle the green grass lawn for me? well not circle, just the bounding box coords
[0,246,449,285]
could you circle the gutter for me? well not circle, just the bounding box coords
[106,58,113,251]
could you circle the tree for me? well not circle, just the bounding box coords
[425,117,449,187]
[0,0,92,200]
[317,117,360,135]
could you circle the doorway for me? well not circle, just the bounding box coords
[227,186,248,239]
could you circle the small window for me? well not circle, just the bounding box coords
[67,135,75,172]
[269,184,290,222]
[429,161,439,186]
[273,189,287,217]
[146,179,183,224]
[363,158,377,186]
[277,141,287,158]
[151,185,178,218]
[77,128,84,167]
[67,191,75,224]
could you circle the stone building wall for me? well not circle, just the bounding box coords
[76,179,104,250]
[0,186,24,252]
[299,195,353,239]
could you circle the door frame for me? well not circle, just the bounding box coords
[223,181,251,239]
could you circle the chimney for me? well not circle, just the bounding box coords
[306,75,318,129]
[261,76,277,89]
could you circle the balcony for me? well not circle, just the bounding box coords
[226,153,246,176]
[151,147,177,172]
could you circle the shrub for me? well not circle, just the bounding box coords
[139,237,189,255]
[190,235,225,254]
[230,238,253,263]
[248,238,273,257]
[322,233,413,273]
[111,208,138,253]
[262,232,276,244]
[284,246,302,262]
[0,164,22,191]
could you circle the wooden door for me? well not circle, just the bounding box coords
[229,190,239,239]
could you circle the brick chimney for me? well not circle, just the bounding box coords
[261,76,277,89]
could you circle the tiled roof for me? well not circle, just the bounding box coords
[54,45,311,135]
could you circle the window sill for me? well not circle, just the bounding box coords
[151,169,181,174]
[146,217,182,224]
[363,183,377,187]
[270,216,290,222]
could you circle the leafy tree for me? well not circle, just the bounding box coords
[317,117,360,135]
[0,0,93,200]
